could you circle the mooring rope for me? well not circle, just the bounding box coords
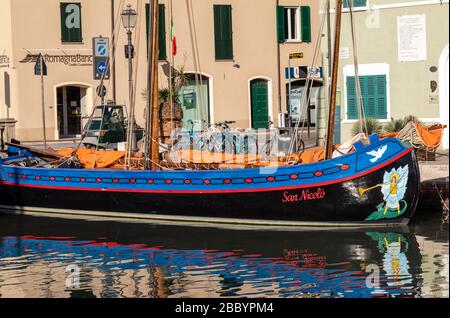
[434,182,450,212]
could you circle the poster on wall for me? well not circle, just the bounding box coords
[397,14,427,62]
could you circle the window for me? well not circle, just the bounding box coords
[276,6,311,43]
[346,75,387,120]
[214,5,233,60]
[343,0,368,9]
[145,4,167,61]
[60,3,82,43]
[284,7,300,41]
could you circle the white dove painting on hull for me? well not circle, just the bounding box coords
[367,145,388,163]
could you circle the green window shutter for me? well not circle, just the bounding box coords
[60,3,82,43]
[300,6,311,43]
[146,3,149,49]
[158,4,166,61]
[346,76,358,120]
[347,75,387,120]
[145,4,166,60]
[375,75,387,119]
[214,5,233,60]
[343,0,367,9]
[362,75,387,119]
[366,76,377,117]
[276,6,286,43]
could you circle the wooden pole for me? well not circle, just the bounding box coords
[39,54,47,149]
[325,0,342,160]
[144,0,155,170]
[150,0,160,169]
[110,0,117,103]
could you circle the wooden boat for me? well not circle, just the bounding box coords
[0,134,420,226]
[0,0,421,227]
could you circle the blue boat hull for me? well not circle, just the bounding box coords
[0,136,420,226]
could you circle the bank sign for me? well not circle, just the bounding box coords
[60,3,82,43]
[20,54,92,66]
[285,66,323,79]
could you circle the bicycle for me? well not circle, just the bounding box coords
[187,119,217,152]
[209,121,256,155]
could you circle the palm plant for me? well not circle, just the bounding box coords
[384,115,422,133]
[141,65,189,104]
[384,118,406,133]
[157,87,180,104]
[403,115,421,125]
[352,118,383,136]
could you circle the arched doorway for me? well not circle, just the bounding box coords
[56,84,90,139]
[179,74,211,131]
[439,45,449,149]
[250,78,270,129]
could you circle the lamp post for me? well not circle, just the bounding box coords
[121,4,137,168]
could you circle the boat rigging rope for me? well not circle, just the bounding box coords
[434,182,450,213]
[89,0,125,167]
[57,0,125,169]
[186,0,207,130]
[285,0,329,163]
[286,0,368,165]
[124,0,144,169]
[168,0,175,134]
[347,0,368,136]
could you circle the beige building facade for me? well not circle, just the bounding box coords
[319,0,449,149]
[0,0,323,142]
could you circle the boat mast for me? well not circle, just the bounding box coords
[144,0,160,170]
[150,0,160,170]
[325,0,342,160]
[144,0,154,170]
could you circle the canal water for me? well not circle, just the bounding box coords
[0,211,447,298]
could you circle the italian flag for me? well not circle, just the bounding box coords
[171,16,177,56]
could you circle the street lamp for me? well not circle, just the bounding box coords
[121,4,137,166]
[121,4,137,31]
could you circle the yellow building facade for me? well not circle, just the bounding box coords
[0,0,323,142]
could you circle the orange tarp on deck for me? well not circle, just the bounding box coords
[56,148,126,169]
[169,147,327,166]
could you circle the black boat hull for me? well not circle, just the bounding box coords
[0,149,420,226]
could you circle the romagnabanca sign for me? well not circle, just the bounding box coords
[19,54,92,66]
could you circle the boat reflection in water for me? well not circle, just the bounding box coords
[0,214,443,298]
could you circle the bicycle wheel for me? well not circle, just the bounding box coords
[210,134,234,153]
[260,138,275,156]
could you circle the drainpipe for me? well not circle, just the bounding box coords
[111,0,117,103]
